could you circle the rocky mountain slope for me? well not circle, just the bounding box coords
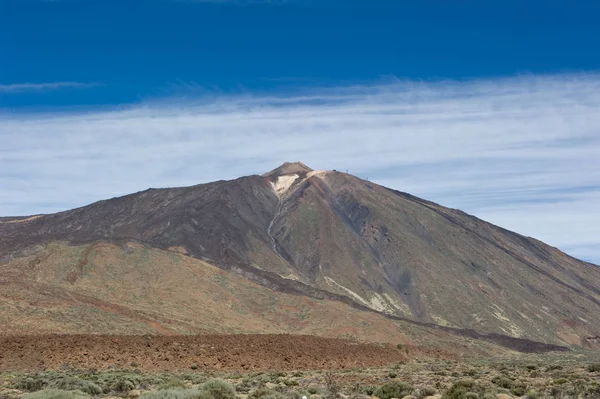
[1,162,599,348]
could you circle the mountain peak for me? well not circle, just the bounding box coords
[262,162,313,178]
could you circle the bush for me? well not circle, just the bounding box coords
[510,383,526,397]
[388,372,397,379]
[15,374,51,392]
[107,376,140,393]
[491,376,513,389]
[140,389,210,399]
[585,381,600,395]
[588,363,600,373]
[442,380,481,399]
[324,373,341,399]
[545,365,563,372]
[158,379,187,391]
[249,388,277,399]
[361,386,376,396]
[111,378,137,393]
[417,387,437,398]
[201,379,236,399]
[49,377,101,396]
[22,389,91,399]
[373,382,413,399]
[525,390,541,399]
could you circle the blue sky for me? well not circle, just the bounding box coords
[1,0,600,264]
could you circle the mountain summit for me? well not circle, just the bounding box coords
[262,161,314,177]
[1,164,599,348]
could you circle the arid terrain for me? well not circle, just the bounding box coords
[0,335,440,372]
[1,346,599,399]
[1,163,599,348]
[1,163,599,398]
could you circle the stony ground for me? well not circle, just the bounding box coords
[0,335,450,372]
[1,342,600,399]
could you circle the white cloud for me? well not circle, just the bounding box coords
[1,73,600,264]
[0,82,100,93]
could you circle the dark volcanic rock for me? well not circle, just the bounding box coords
[1,162,599,348]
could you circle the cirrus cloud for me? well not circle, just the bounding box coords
[0,81,100,93]
[0,73,599,263]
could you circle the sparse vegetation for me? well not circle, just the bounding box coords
[49,377,101,396]
[22,389,91,399]
[200,379,235,399]
[417,387,437,398]
[442,380,483,399]
[139,389,208,399]
[248,387,277,399]
[324,373,341,399]
[373,381,413,399]
[158,378,187,391]
[588,363,600,372]
[6,352,600,399]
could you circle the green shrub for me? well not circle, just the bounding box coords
[417,387,437,398]
[108,375,140,392]
[249,388,277,399]
[491,376,513,389]
[510,383,526,397]
[550,386,563,397]
[360,386,375,396]
[269,371,287,379]
[49,377,101,396]
[373,382,413,399]
[95,372,145,393]
[525,390,541,399]
[15,374,51,392]
[307,387,320,395]
[588,363,600,373]
[111,378,137,392]
[526,365,537,371]
[442,380,481,399]
[388,372,397,379]
[545,365,563,372]
[324,373,341,399]
[140,389,210,399]
[200,379,236,399]
[585,381,600,395]
[191,365,199,370]
[158,379,187,391]
[22,389,91,399]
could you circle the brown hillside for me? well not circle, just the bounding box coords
[0,163,598,348]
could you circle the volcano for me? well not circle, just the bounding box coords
[1,163,598,350]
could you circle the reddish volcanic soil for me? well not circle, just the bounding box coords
[0,334,450,372]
